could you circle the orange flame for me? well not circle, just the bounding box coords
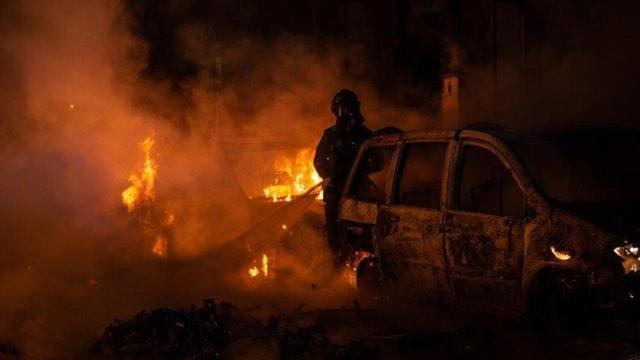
[262,148,322,202]
[262,253,269,277]
[122,136,157,211]
[152,236,168,257]
[121,135,173,259]
[248,266,260,278]
[248,254,270,278]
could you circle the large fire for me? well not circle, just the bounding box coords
[121,135,172,258]
[262,148,322,202]
[247,149,323,278]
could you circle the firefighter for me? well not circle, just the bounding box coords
[314,89,372,265]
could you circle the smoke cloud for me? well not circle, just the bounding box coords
[0,0,422,357]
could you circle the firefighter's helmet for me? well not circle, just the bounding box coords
[331,89,363,124]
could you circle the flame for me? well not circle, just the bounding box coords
[152,236,168,257]
[248,266,260,278]
[122,136,157,211]
[248,253,270,278]
[262,254,269,277]
[121,135,173,258]
[263,183,293,202]
[262,148,322,202]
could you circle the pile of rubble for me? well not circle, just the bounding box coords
[93,299,237,358]
[92,299,379,359]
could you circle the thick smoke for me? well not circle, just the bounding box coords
[0,1,200,356]
[0,0,409,357]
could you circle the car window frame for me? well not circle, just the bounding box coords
[389,139,454,211]
[343,142,401,205]
[448,138,529,218]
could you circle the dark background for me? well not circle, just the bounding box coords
[127,0,640,130]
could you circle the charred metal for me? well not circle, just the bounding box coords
[340,127,639,317]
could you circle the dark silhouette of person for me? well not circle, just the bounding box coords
[314,89,372,264]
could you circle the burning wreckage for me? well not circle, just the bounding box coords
[341,126,640,320]
[123,127,640,307]
[90,126,640,358]
[117,134,322,266]
[126,127,640,311]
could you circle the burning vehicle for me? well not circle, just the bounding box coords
[339,126,640,319]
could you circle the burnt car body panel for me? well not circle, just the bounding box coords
[444,211,525,311]
[376,204,452,302]
[339,127,636,314]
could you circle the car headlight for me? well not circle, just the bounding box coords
[614,244,640,273]
[550,246,572,261]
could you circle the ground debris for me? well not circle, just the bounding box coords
[92,299,254,359]
[280,324,379,360]
[0,340,20,360]
[92,299,379,359]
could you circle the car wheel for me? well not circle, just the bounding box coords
[527,270,586,329]
[356,256,382,298]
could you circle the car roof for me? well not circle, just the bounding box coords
[365,129,456,145]
[365,124,640,146]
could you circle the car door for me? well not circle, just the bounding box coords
[373,140,453,302]
[444,141,527,311]
[339,144,398,253]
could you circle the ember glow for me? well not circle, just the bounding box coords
[152,235,168,257]
[347,251,373,272]
[163,212,175,226]
[122,136,157,211]
[346,250,374,288]
[263,148,322,202]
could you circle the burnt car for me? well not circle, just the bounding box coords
[339,127,640,317]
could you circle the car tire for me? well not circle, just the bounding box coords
[527,270,587,329]
[356,256,382,298]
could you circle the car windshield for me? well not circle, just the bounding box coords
[509,129,640,205]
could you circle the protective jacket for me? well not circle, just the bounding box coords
[313,123,372,196]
